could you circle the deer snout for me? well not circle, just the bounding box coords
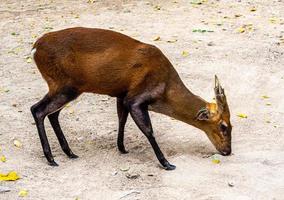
[219,146,231,156]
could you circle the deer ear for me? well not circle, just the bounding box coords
[196,108,210,121]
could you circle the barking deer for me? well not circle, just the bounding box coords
[31,27,232,170]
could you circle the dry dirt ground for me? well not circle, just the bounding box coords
[0,0,284,199]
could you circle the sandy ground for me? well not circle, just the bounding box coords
[0,0,284,199]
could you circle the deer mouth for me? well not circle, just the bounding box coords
[219,147,231,156]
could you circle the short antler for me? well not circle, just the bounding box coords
[214,75,227,114]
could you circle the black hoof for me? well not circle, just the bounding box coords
[118,147,129,154]
[68,153,79,159]
[48,160,59,166]
[163,163,176,170]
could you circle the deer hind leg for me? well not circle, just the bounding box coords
[116,97,129,154]
[126,93,176,170]
[31,87,79,166]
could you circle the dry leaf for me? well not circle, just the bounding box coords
[69,108,75,114]
[266,102,271,106]
[250,7,257,12]
[44,26,53,31]
[19,189,28,197]
[246,24,253,31]
[0,156,6,162]
[154,5,161,10]
[193,29,214,33]
[13,140,22,148]
[31,34,38,39]
[237,27,245,33]
[211,154,220,164]
[166,39,177,43]
[237,113,247,118]
[237,24,254,33]
[26,57,32,63]
[269,17,278,24]
[11,32,19,36]
[261,95,269,99]
[153,36,161,41]
[0,171,20,181]
[0,88,10,93]
[190,0,207,5]
[181,50,189,57]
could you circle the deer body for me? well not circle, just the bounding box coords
[31,27,232,170]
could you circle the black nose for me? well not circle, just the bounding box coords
[220,148,231,156]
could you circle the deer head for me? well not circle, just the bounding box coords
[196,75,232,155]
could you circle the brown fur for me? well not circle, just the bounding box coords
[33,27,232,158]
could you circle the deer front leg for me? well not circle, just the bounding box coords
[48,110,78,158]
[116,97,129,154]
[128,99,176,170]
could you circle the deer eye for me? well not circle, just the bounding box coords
[220,122,227,133]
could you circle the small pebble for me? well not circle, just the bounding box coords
[228,181,234,187]
[125,173,140,179]
[120,166,130,172]
[207,41,215,46]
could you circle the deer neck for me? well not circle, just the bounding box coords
[151,79,208,128]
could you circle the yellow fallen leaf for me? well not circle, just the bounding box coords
[261,95,269,99]
[154,5,161,10]
[250,7,257,12]
[211,154,220,164]
[19,189,28,197]
[167,39,177,43]
[237,113,247,118]
[181,50,189,57]
[87,0,96,3]
[237,24,254,33]
[237,27,245,33]
[31,34,38,39]
[0,155,6,162]
[266,102,271,106]
[14,140,22,148]
[0,171,20,181]
[0,88,10,93]
[153,36,161,41]
[246,24,253,31]
[212,159,220,164]
[69,108,75,114]
[26,57,32,63]
[269,17,278,24]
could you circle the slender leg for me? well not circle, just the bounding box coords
[48,110,78,158]
[31,87,79,166]
[128,101,176,170]
[117,97,129,153]
[31,95,56,166]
